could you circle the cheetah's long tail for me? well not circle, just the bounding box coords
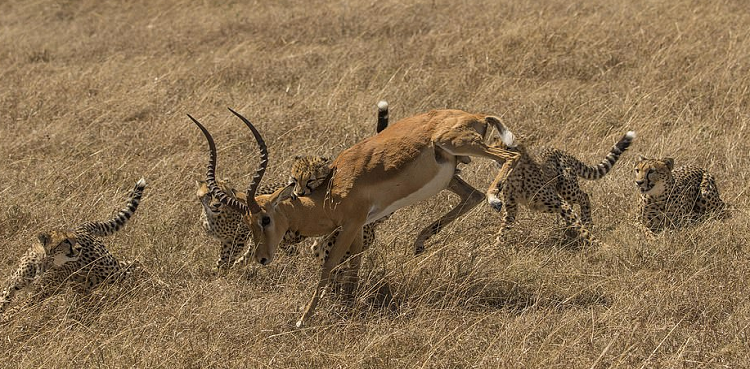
[79,178,147,237]
[574,131,635,180]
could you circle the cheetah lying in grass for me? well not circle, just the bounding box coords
[1,179,147,317]
[634,156,727,233]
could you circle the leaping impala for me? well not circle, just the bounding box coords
[189,107,520,327]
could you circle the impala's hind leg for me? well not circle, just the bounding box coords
[414,175,484,254]
[433,129,520,181]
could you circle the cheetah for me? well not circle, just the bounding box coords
[487,131,635,245]
[1,178,147,316]
[634,156,726,233]
[288,155,332,199]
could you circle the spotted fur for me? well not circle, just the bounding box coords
[635,156,726,232]
[1,179,147,316]
[289,155,332,199]
[488,132,635,245]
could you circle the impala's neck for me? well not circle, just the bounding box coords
[275,188,339,237]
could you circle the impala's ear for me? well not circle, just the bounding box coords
[663,158,674,171]
[271,184,295,207]
[195,179,205,188]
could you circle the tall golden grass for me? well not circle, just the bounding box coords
[1,0,748,367]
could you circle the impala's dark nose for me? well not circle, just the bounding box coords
[259,258,269,265]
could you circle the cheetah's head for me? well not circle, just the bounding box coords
[288,155,332,199]
[37,230,82,266]
[634,156,674,196]
[196,178,241,214]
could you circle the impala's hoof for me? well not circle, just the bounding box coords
[487,195,503,212]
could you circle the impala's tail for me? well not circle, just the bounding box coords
[79,178,147,237]
[485,116,516,148]
[574,131,636,180]
[376,100,389,133]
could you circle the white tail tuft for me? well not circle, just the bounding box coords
[377,100,388,111]
[625,131,636,139]
[136,178,147,188]
[500,129,516,148]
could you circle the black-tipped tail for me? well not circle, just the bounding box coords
[577,131,636,180]
[80,178,147,237]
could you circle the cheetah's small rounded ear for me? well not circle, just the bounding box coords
[637,154,647,162]
[37,233,51,248]
[663,158,674,170]
[294,155,301,160]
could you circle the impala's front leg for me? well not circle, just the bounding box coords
[339,227,364,300]
[297,222,362,328]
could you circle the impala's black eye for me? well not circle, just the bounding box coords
[261,216,271,227]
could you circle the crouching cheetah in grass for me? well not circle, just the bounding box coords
[1,179,147,317]
[635,156,727,233]
[487,131,635,245]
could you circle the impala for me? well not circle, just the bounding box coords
[189,107,520,327]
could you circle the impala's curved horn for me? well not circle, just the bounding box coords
[188,114,250,214]
[227,108,266,214]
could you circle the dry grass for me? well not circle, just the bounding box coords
[1,0,749,367]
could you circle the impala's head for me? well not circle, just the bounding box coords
[242,186,295,264]
[189,109,292,266]
[634,155,674,196]
[36,230,81,266]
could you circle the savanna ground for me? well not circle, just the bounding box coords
[1,0,749,367]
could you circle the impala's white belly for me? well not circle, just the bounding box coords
[366,161,455,223]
